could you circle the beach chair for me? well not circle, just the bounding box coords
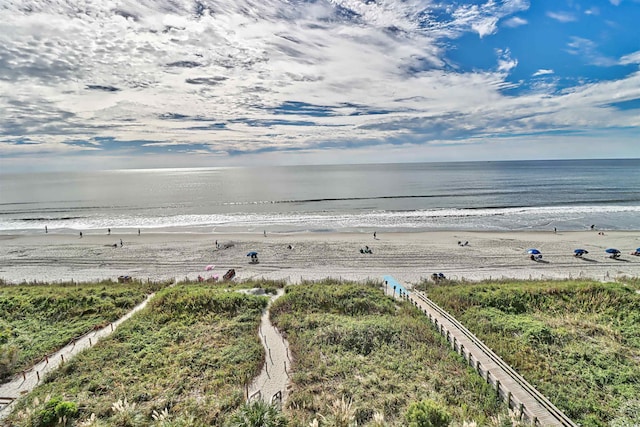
[223,269,236,281]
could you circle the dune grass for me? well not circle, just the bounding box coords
[420,278,640,427]
[0,279,168,381]
[269,280,511,426]
[6,282,271,427]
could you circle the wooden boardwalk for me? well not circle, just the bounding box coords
[0,294,154,421]
[383,276,577,427]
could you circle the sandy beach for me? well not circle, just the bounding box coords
[1,229,639,285]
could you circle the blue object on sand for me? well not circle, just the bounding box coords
[246,251,258,256]
[605,248,620,254]
[383,275,409,296]
[574,249,588,254]
[527,249,541,255]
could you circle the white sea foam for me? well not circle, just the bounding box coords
[2,205,640,233]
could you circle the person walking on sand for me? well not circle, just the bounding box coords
[264,230,266,237]
[120,239,123,247]
[138,229,140,235]
[373,231,377,239]
[79,231,83,238]
[108,228,111,235]
[45,225,47,234]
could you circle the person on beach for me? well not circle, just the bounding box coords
[138,229,140,235]
[373,231,377,239]
[120,239,123,247]
[264,230,267,237]
[108,228,111,235]
[79,231,83,238]
[45,225,47,233]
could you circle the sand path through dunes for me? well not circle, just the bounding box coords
[0,294,154,421]
[247,288,291,406]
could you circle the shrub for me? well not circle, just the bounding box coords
[225,400,288,427]
[0,344,19,381]
[23,396,79,427]
[404,400,451,427]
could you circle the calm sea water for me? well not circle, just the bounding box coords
[1,159,639,233]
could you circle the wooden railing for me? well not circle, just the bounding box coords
[397,288,577,427]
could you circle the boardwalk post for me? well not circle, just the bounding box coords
[476,360,481,373]
[36,371,40,382]
[506,391,512,408]
[495,380,501,396]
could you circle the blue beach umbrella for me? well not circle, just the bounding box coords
[574,249,588,254]
[247,251,258,256]
[636,248,640,252]
[527,249,541,255]
[605,248,620,254]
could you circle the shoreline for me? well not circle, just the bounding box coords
[1,230,639,285]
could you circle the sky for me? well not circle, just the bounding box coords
[1,0,639,172]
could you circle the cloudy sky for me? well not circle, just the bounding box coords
[1,0,639,172]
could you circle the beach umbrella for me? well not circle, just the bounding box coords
[205,264,215,271]
[527,249,541,255]
[247,251,258,257]
[636,248,640,252]
[574,249,588,254]
[605,248,620,254]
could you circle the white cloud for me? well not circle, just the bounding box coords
[503,16,528,27]
[532,69,554,76]
[547,11,577,22]
[1,0,639,170]
[620,51,640,65]
[496,49,518,73]
[567,37,617,66]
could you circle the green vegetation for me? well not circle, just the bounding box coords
[13,277,635,426]
[7,283,270,426]
[226,400,288,427]
[270,280,510,426]
[404,399,451,427]
[422,278,640,427]
[0,280,167,380]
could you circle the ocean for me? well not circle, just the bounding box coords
[1,159,639,234]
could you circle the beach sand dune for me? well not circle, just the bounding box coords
[1,231,639,285]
